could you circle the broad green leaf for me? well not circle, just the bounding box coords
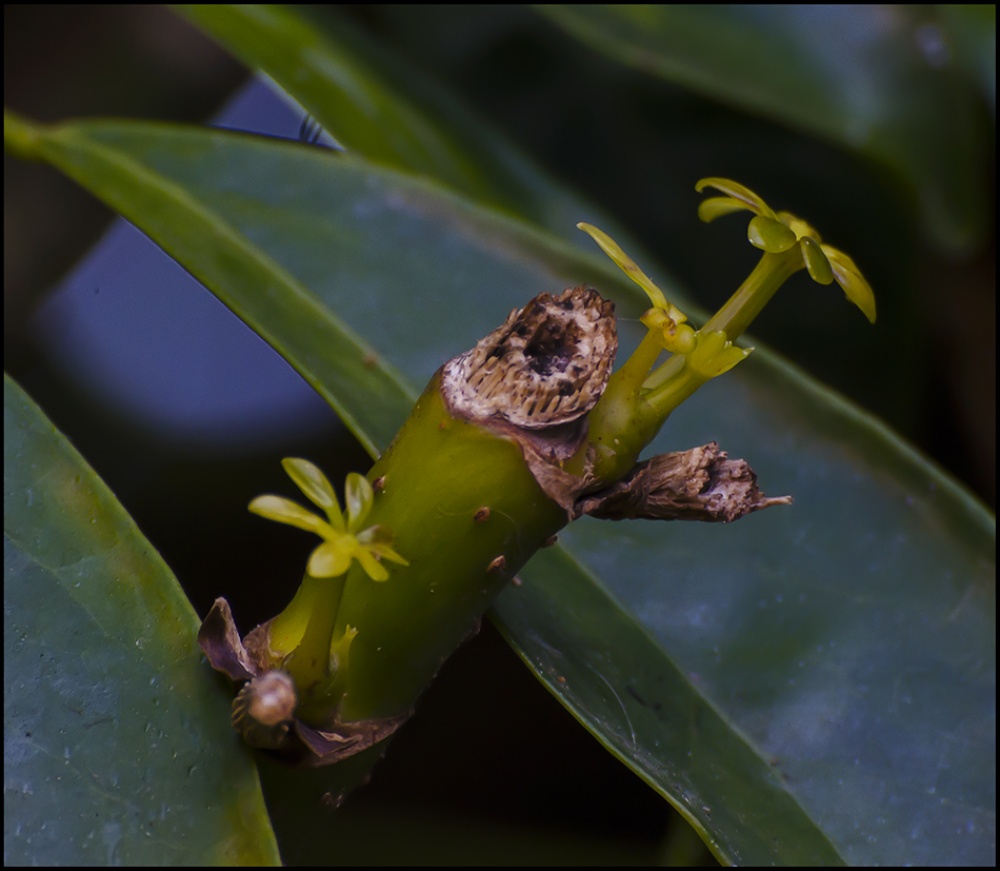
[6,114,993,864]
[3,374,280,866]
[506,371,995,865]
[540,4,991,256]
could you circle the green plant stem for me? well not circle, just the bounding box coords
[265,249,810,730]
[268,574,346,693]
[702,250,802,339]
[318,373,568,724]
[566,328,663,482]
[643,251,800,394]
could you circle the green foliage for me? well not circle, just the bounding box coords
[5,5,994,866]
[4,375,280,865]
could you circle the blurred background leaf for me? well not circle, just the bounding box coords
[540,4,992,255]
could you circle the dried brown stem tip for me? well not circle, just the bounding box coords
[573,442,792,522]
[442,286,617,429]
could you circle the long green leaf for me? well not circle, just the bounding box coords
[6,113,993,864]
[3,374,280,865]
[508,364,995,865]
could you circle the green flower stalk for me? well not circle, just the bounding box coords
[199,178,875,767]
[576,177,875,487]
[240,461,406,724]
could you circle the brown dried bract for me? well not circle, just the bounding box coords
[198,597,408,767]
[573,442,792,522]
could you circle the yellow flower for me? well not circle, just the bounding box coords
[249,458,408,581]
[695,177,876,323]
[574,177,876,486]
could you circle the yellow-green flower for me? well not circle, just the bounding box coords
[695,177,876,323]
[249,458,408,581]
[575,177,876,488]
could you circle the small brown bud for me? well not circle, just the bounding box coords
[487,555,506,574]
[231,670,297,750]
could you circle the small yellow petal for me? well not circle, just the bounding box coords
[344,473,374,531]
[282,458,345,532]
[824,246,877,323]
[801,237,834,285]
[355,549,390,582]
[697,196,754,224]
[640,308,697,355]
[307,539,353,578]
[696,177,775,218]
[777,211,822,243]
[368,542,410,566]
[748,215,798,253]
[248,495,332,536]
[577,222,675,315]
